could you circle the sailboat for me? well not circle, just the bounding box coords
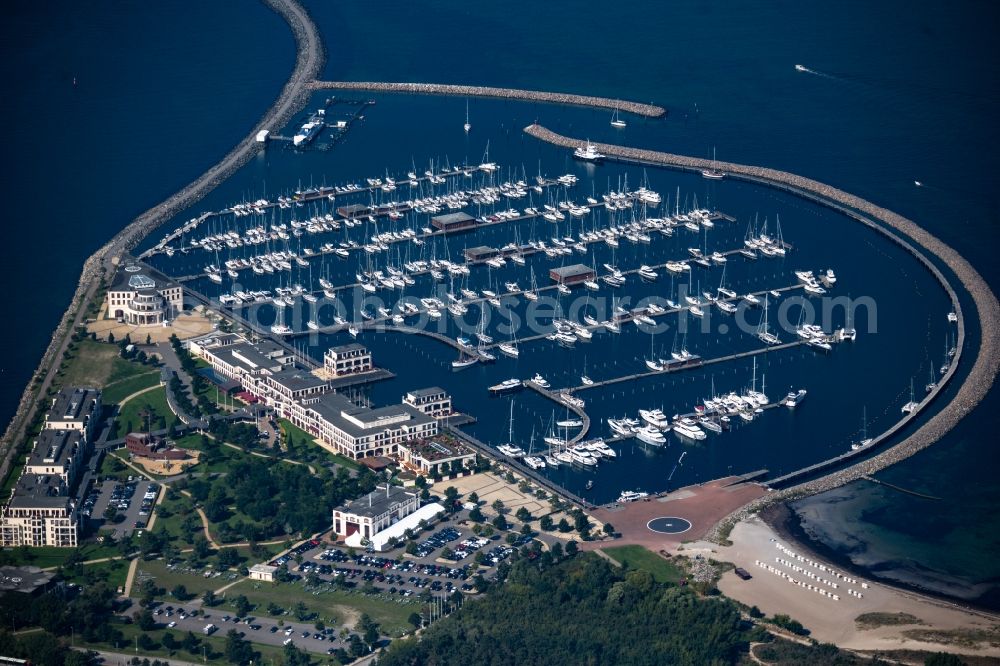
[645,333,664,371]
[756,294,781,345]
[581,357,594,386]
[901,378,919,414]
[610,103,627,129]
[850,407,873,451]
[463,100,471,133]
[702,147,725,180]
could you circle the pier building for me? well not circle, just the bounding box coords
[402,387,452,418]
[549,264,596,285]
[324,343,373,377]
[396,437,475,476]
[107,264,183,327]
[431,211,476,233]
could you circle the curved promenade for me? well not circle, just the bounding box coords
[308,80,667,118]
[524,124,1000,540]
[0,0,323,480]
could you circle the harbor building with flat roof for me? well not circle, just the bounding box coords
[431,211,476,233]
[549,264,596,285]
[463,246,497,262]
[402,387,452,418]
[324,343,373,377]
[107,263,183,326]
[293,393,438,460]
[397,437,475,476]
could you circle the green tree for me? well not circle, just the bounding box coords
[603,522,616,536]
[134,609,156,631]
[407,612,422,630]
[224,629,254,665]
[232,594,252,618]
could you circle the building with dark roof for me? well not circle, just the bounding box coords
[431,211,476,233]
[263,368,330,404]
[0,474,78,548]
[0,566,56,595]
[549,264,596,285]
[324,343,373,377]
[107,263,183,326]
[44,387,102,440]
[397,437,475,476]
[293,393,438,460]
[463,246,497,262]
[26,429,90,489]
[403,387,452,418]
[125,433,189,461]
[332,484,419,544]
[337,203,370,219]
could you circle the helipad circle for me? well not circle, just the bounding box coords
[647,517,692,534]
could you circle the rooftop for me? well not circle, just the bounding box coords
[48,387,100,426]
[400,437,472,462]
[339,484,417,519]
[550,264,595,278]
[8,474,70,508]
[328,343,368,355]
[406,387,447,399]
[266,368,329,393]
[111,262,176,293]
[309,394,434,438]
[28,429,84,468]
[431,211,475,225]
[0,566,55,594]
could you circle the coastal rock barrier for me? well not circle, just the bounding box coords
[0,0,324,473]
[524,124,1000,541]
[308,81,667,118]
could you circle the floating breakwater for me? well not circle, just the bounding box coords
[308,81,667,117]
[521,124,1000,538]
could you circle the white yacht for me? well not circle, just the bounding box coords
[529,374,550,389]
[784,389,807,407]
[573,140,605,162]
[635,426,666,446]
[639,408,670,429]
[618,490,649,503]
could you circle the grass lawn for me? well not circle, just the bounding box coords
[280,419,360,470]
[224,578,419,636]
[102,371,161,404]
[1,542,121,569]
[115,386,173,432]
[62,558,131,590]
[58,338,154,390]
[76,620,291,665]
[136,558,244,599]
[602,545,686,584]
[57,339,121,387]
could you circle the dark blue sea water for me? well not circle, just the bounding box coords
[3,0,998,607]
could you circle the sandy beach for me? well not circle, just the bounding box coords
[688,515,1000,658]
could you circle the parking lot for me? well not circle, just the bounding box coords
[149,603,343,655]
[88,478,158,539]
[269,522,532,601]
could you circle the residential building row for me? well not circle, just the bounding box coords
[0,387,103,548]
[186,334,459,462]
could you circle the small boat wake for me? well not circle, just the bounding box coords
[794,64,836,79]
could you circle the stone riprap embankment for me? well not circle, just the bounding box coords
[308,80,667,118]
[524,124,1000,541]
[0,0,324,479]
